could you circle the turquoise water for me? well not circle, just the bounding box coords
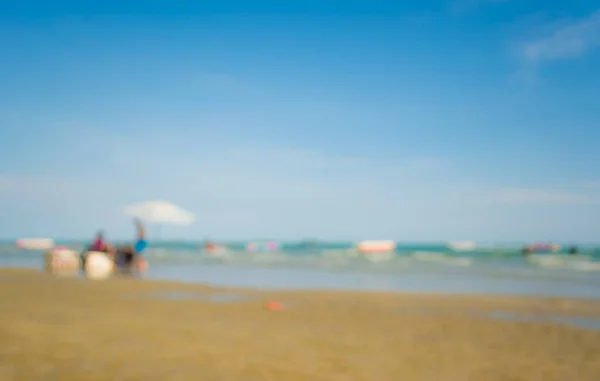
[2,241,600,299]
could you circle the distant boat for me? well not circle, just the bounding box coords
[16,238,55,250]
[447,241,477,252]
[527,243,560,253]
[246,241,279,252]
[356,240,396,253]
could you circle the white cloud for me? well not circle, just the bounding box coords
[521,11,600,63]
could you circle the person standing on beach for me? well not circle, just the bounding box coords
[116,219,148,272]
[132,218,148,256]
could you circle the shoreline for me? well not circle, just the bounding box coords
[4,266,600,318]
[5,250,600,300]
[2,268,600,380]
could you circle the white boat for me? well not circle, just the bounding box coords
[447,241,477,252]
[356,240,396,253]
[16,238,55,250]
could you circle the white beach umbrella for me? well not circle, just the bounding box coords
[123,200,195,226]
[123,200,195,242]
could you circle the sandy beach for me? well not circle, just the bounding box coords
[1,268,599,381]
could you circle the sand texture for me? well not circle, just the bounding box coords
[1,268,600,381]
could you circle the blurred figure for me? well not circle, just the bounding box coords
[90,230,115,253]
[116,219,148,272]
[521,246,532,257]
[86,230,116,262]
[90,230,106,251]
[204,239,216,253]
[568,246,579,255]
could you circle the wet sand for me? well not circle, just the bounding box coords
[1,268,600,381]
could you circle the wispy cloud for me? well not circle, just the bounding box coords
[521,11,600,63]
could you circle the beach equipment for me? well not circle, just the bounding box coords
[44,247,81,277]
[124,200,195,241]
[124,200,195,225]
[83,251,114,280]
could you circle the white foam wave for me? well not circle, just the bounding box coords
[527,254,600,271]
[412,251,472,267]
[137,247,600,273]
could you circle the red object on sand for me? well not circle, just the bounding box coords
[265,301,284,311]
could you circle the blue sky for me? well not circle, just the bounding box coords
[1,0,599,242]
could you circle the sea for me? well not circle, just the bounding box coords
[2,241,600,299]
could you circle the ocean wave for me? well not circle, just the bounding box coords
[136,246,600,274]
[3,242,600,276]
[526,254,600,271]
[411,251,472,267]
